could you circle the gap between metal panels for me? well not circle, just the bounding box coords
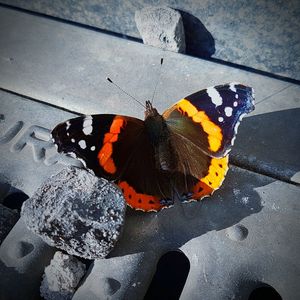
[0,87,83,116]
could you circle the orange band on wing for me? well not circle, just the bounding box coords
[177,99,222,152]
[192,155,229,199]
[98,116,126,174]
[118,181,165,212]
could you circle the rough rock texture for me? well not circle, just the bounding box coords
[135,6,185,53]
[40,251,86,300]
[21,167,126,259]
[0,203,19,244]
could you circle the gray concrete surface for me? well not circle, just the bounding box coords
[0,5,300,300]
[1,0,299,80]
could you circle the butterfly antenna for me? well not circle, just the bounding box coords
[106,77,146,108]
[151,58,164,105]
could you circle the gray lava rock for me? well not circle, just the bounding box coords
[40,251,86,300]
[0,203,19,244]
[135,6,186,53]
[21,167,126,259]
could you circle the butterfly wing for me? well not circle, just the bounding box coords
[51,83,254,210]
[163,83,254,201]
[51,114,174,212]
[163,83,255,158]
[168,127,229,202]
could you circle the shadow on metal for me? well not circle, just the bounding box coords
[111,166,266,257]
[232,108,300,184]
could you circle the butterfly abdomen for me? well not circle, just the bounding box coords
[144,110,178,172]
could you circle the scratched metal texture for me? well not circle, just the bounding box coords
[0,7,299,184]
[0,6,300,300]
[0,89,299,299]
[1,0,300,80]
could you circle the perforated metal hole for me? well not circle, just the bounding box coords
[144,250,190,299]
[2,190,29,211]
[249,285,282,300]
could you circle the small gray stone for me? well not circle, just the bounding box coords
[40,251,86,300]
[0,203,19,244]
[21,166,126,259]
[135,6,186,53]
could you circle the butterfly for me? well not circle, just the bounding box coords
[51,83,255,212]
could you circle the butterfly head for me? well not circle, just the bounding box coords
[145,100,159,120]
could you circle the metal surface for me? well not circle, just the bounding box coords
[0,7,299,185]
[1,0,300,80]
[0,6,300,300]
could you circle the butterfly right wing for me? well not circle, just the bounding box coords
[168,128,229,202]
[163,83,255,158]
[51,114,133,180]
[161,83,254,202]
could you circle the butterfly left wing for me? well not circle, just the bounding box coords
[51,114,174,212]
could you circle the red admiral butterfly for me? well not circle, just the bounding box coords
[52,83,254,212]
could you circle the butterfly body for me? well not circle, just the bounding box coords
[52,83,255,212]
[144,101,177,172]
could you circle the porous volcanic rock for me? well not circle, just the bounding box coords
[40,251,86,300]
[21,167,126,259]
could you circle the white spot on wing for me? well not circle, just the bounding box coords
[68,152,76,158]
[218,117,224,122]
[83,115,93,135]
[67,152,87,167]
[71,138,75,143]
[232,113,247,145]
[66,121,71,131]
[223,112,248,156]
[77,157,87,167]
[90,146,96,151]
[207,87,223,106]
[78,140,86,149]
[225,107,233,117]
[229,83,237,93]
[235,94,239,99]
[233,101,238,107]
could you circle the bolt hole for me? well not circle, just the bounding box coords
[249,285,282,300]
[13,241,34,258]
[2,190,29,211]
[144,250,190,299]
[103,277,121,296]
